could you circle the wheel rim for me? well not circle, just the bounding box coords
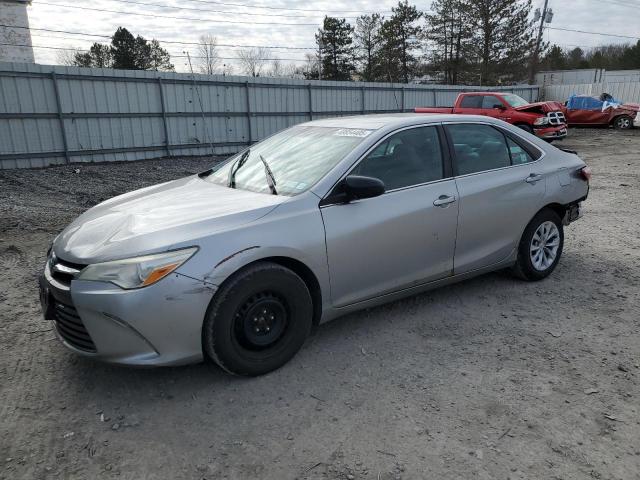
[233,292,288,350]
[530,221,560,271]
[618,118,630,129]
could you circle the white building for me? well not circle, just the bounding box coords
[0,0,34,63]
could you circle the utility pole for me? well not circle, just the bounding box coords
[317,40,322,80]
[529,0,551,84]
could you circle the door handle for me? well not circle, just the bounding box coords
[525,173,542,184]
[433,195,456,207]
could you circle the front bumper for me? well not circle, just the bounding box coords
[40,261,216,366]
[634,112,640,128]
[534,124,568,140]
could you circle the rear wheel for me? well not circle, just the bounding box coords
[513,209,564,281]
[203,262,313,376]
[613,115,632,130]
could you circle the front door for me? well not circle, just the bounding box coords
[320,125,459,307]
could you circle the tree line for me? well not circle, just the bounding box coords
[58,1,640,85]
[310,0,537,85]
[541,42,640,72]
[68,27,174,71]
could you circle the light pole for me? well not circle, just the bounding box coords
[529,0,553,84]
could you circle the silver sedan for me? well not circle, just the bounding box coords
[39,114,590,375]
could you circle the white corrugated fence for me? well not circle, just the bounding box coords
[0,62,540,169]
[543,81,640,104]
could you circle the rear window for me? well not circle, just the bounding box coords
[447,124,543,175]
[448,124,511,175]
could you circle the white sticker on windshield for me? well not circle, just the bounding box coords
[334,128,373,138]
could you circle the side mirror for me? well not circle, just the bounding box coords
[343,175,385,201]
[493,104,506,111]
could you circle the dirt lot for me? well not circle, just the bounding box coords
[1,129,639,480]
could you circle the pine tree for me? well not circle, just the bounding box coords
[74,44,113,68]
[354,14,384,81]
[541,45,566,70]
[111,27,138,70]
[424,0,474,84]
[73,27,173,71]
[378,1,422,83]
[468,0,537,84]
[316,17,355,81]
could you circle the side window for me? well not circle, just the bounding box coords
[481,96,502,109]
[459,96,483,108]
[447,124,511,175]
[506,137,534,165]
[353,126,444,190]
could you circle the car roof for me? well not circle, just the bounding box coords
[303,113,503,130]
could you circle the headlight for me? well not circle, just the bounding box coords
[534,117,549,126]
[77,247,198,289]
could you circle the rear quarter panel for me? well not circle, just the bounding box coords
[541,150,589,206]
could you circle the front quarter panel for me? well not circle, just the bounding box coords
[175,192,331,312]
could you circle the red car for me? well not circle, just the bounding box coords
[415,92,568,141]
[562,95,640,130]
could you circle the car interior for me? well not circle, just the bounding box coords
[449,125,512,175]
[353,127,444,190]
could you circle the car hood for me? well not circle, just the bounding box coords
[54,175,285,264]
[617,102,640,112]
[514,101,564,114]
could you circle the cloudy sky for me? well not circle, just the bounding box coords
[23,0,640,73]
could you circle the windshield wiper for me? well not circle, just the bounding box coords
[259,155,278,195]
[228,148,251,188]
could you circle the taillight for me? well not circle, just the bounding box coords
[580,166,592,181]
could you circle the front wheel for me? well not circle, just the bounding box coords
[613,115,633,130]
[513,209,564,281]
[203,262,313,376]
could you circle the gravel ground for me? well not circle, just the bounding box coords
[1,129,639,480]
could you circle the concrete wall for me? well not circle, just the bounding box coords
[0,0,34,64]
[0,62,540,169]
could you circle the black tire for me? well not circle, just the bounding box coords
[613,115,633,130]
[512,209,564,281]
[203,261,313,376]
[516,124,534,134]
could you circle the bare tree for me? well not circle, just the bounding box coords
[282,62,303,79]
[222,63,234,76]
[237,47,272,77]
[269,58,283,77]
[56,48,82,66]
[197,34,220,75]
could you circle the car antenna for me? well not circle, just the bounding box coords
[185,51,216,161]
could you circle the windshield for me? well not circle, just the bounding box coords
[205,126,372,196]
[501,94,530,108]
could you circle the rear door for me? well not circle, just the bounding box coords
[320,125,459,307]
[445,122,546,274]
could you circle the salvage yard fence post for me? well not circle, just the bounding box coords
[0,62,540,169]
[50,71,70,164]
[157,77,171,158]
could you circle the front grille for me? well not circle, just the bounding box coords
[50,256,85,286]
[547,111,566,125]
[54,301,96,352]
